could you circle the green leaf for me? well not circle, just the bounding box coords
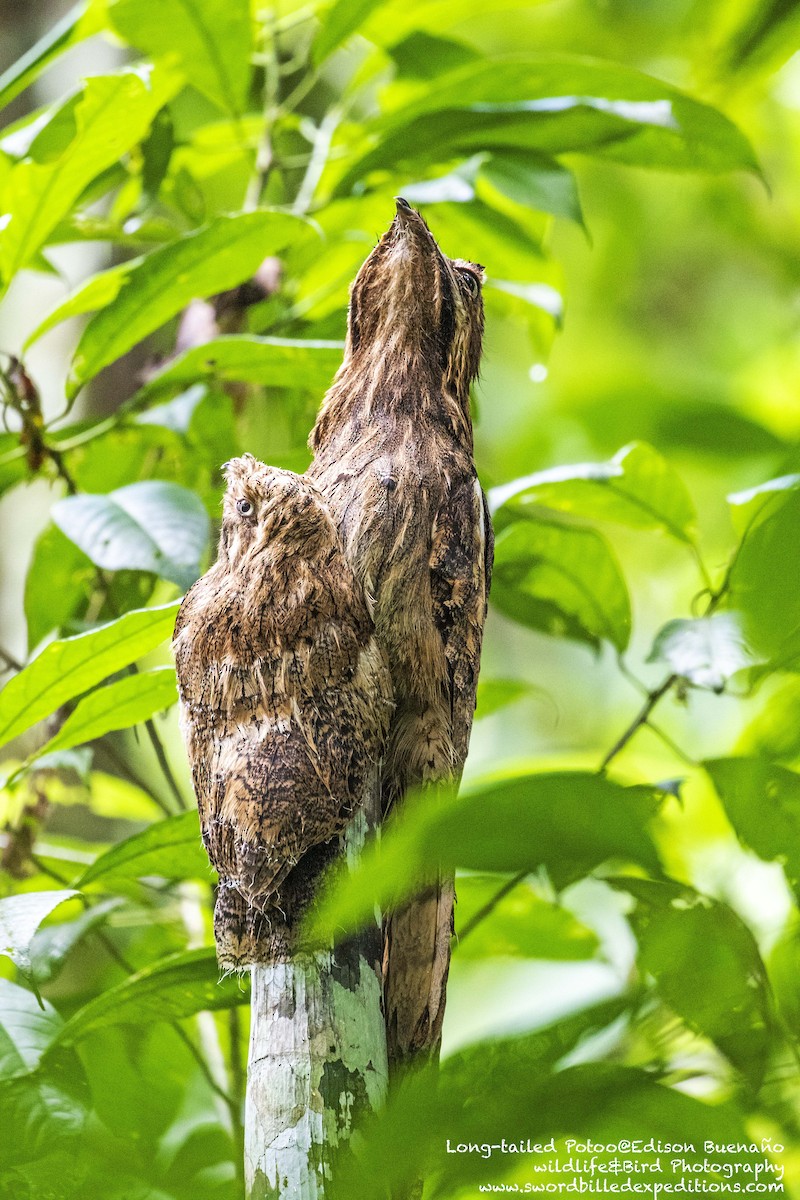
[647,612,757,692]
[31,668,178,763]
[24,259,131,349]
[52,481,210,588]
[338,56,759,190]
[307,770,660,944]
[0,433,29,498]
[0,978,65,1079]
[54,948,249,1044]
[492,516,631,652]
[706,757,800,898]
[474,677,533,719]
[0,601,179,751]
[66,211,311,398]
[0,66,180,284]
[75,811,208,887]
[24,524,94,650]
[727,487,800,664]
[455,873,599,960]
[478,150,585,225]
[313,0,385,64]
[0,1,105,113]
[0,890,79,975]
[28,898,123,985]
[333,1048,754,1200]
[737,678,800,762]
[610,877,772,1085]
[727,472,800,535]
[133,335,344,401]
[491,442,696,542]
[110,0,253,114]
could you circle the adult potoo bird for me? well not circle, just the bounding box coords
[307,199,493,1069]
[173,455,392,968]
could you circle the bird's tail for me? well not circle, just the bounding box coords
[214,883,273,971]
[382,873,455,1073]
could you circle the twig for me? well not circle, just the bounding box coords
[600,674,678,772]
[456,871,529,945]
[94,740,174,818]
[144,717,188,811]
[0,644,22,672]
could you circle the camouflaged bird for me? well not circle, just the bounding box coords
[307,199,493,1070]
[173,456,392,967]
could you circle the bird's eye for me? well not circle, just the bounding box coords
[236,498,253,516]
[459,270,480,298]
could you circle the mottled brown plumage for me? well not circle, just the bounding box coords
[173,455,392,967]
[307,199,493,1069]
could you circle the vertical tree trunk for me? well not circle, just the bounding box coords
[244,773,387,1199]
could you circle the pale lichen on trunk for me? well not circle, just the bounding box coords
[244,774,387,1199]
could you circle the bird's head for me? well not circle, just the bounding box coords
[219,455,334,567]
[344,198,484,400]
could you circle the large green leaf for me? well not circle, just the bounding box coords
[727,487,800,664]
[109,0,253,114]
[610,877,773,1086]
[332,1046,756,1200]
[133,335,344,401]
[28,898,123,985]
[32,668,178,763]
[52,481,210,588]
[24,524,94,651]
[23,259,131,349]
[337,56,758,190]
[727,472,800,535]
[65,211,311,398]
[0,981,88,1171]
[75,811,208,887]
[0,602,179,750]
[307,770,660,943]
[0,890,79,975]
[647,612,756,692]
[492,516,631,651]
[706,757,800,897]
[54,949,249,1044]
[0,66,179,284]
[313,0,386,64]
[454,873,598,961]
[0,2,104,114]
[0,978,65,1079]
[490,441,696,541]
[478,150,585,225]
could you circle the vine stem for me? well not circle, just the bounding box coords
[244,10,280,212]
[599,674,678,772]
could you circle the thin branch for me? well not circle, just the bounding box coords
[600,674,678,772]
[0,643,22,672]
[456,871,529,945]
[95,740,174,819]
[144,717,188,811]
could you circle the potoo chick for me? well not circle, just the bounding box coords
[307,199,493,1069]
[173,455,392,968]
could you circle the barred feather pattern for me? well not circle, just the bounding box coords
[173,457,392,967]
[307,201,493,1070]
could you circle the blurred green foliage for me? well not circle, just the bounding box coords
[1,0,800,1196]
